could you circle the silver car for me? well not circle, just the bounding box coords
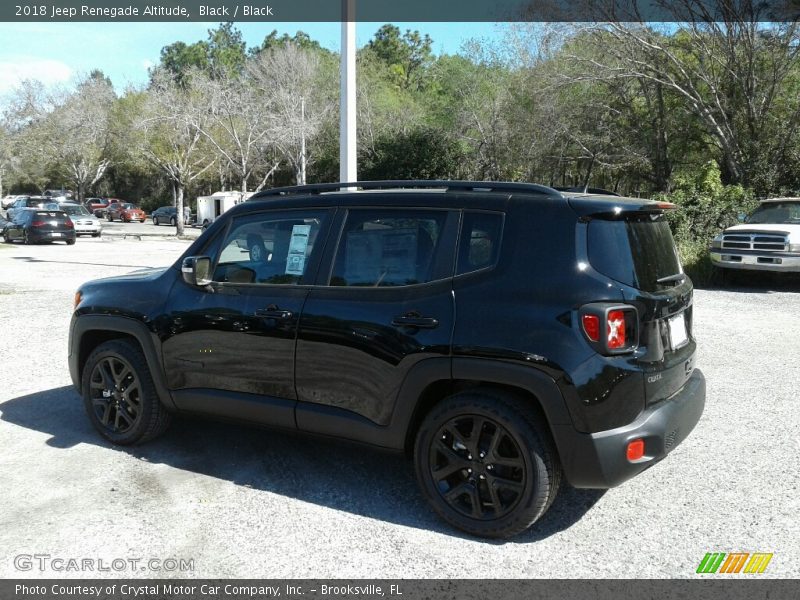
[56,203,103,237]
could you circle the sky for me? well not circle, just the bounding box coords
[0,21,507,95]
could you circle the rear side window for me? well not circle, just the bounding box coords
[457,211,504,275]
[331,209,447,287]
[588,215,682,292]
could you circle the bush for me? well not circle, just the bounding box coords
[657,161,758,286]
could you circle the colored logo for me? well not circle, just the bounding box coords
[696,552,773,574]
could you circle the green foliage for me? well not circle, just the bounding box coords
[659,162,758,286]
[359,128,466,181]
[366,25,433,91]
[660,161,757,244]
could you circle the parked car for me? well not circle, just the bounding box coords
[85,198,111,217]
[106,202,146,222]
[58,203,103,237]
[710,197,800,276]
[151,205,192,226]
[6,196,56,221]
[3,208,75,244]
[2,195,27,210]
[69,180,704,539]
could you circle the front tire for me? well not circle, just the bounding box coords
[81,339,172,445]
[106,214,113,222]
[170,216,176,226]
[153,216,159,226]
[414,389,561,538]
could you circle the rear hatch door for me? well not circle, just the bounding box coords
[573,195,696,404]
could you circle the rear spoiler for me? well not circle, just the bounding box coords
[568,196,677,219]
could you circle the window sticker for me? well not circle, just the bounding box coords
[285,224,312,275]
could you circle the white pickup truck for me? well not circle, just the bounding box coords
[710,197,800,273]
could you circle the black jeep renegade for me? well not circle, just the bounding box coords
[69,181,705,538]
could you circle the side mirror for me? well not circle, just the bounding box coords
[737,212,747,223]
[182,256,212,287]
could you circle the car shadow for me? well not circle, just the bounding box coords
[0,385,605,543]
[10,256,157,269]
[696,271,800,293]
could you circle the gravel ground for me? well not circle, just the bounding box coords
[0,237,798,579]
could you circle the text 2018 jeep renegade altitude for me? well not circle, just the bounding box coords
[68,181,705,538]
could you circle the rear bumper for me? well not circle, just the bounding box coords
[553,369,705,488]
[30,229,76,242]
[710,250,800,272]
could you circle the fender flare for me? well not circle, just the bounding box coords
[69,314,176,410]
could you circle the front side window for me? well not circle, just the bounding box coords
[330,209,447,287]
[213,211,326,285]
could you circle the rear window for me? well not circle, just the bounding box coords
[588,215,682,292]
[34,211,67,219]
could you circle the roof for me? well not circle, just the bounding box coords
[760,197,800,203]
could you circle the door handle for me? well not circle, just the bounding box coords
[255,305,293,320]
[392,312,439,329]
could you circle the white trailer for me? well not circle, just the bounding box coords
[196,191,254,227]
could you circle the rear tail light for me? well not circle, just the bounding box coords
[607,310,626,349]
[65,219,74,228]
[582,314,600,342]
[579,303,638,354]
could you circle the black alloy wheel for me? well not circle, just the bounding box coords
[414,389,561,538]
[88,354,143,435]
[430,415,527,521]
[82,340,171,445]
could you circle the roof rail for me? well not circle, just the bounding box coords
[249,180,563,200]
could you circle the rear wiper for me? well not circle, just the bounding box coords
[656,273,686,285]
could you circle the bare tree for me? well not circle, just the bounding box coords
[190,70,276,192]
[248,43,333,185]
[556,4,800,186]
[134,71,215,235]
[44,74,116,201]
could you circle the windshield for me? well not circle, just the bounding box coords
[61,205,90,216]
[122,203,136,210]
[747,201,800,224]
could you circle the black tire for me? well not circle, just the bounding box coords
[92,232,100,238]
[66,238,75,245]
[23,230,31,245]
[81,339,172,445]
[414,388,561,538]
[153,216,159,226]
[169,216,176,226]
[106,213,113,222]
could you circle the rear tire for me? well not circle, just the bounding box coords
[170,216,176,226]
[66,239,75,245]
[81,340,171,445]
[414,388,561,538]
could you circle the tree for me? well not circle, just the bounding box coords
[190,69,277,192]
[560,10,800,190]
[134,72,215,235]
[366,24,433,91]
[44,73,116,201]
[248,43,335,185]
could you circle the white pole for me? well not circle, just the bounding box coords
[300,96,306,185]
[339,0,357,185]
